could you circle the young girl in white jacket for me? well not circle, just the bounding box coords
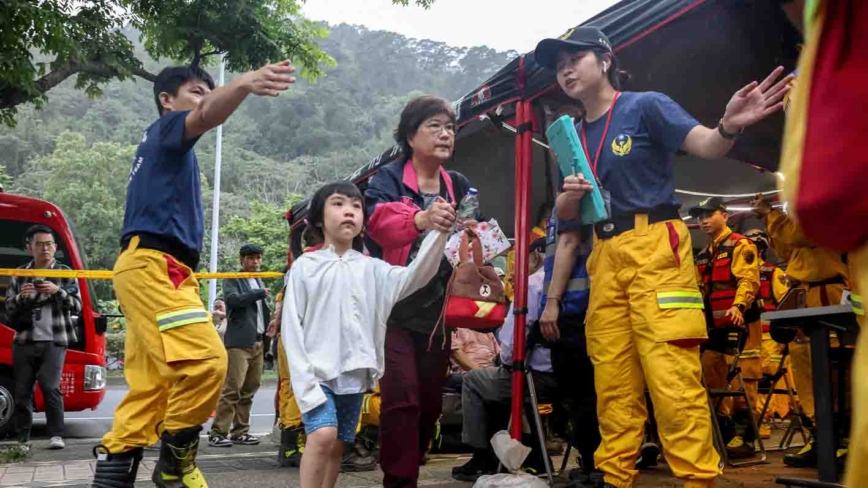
[282,181,452,488]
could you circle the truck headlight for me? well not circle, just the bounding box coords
[84,365,106,391]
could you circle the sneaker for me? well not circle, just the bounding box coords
[758,423,772,440]
[784,439,818,468]
[208,434,233,448]
[635,442,660,469]
[726,436,756,460]
[230,433,260,446]
[452,450,497,482]
[47,436,65,450]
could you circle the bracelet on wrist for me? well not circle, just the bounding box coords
[717,119,743,140]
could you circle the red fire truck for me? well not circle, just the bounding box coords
[0,192,108,436]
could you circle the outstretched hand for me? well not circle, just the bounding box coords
[247,60,296,97]
[722,66,795,131]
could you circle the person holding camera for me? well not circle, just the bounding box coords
[4,225,82,450]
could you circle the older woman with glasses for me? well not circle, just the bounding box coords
[364,95,480,487]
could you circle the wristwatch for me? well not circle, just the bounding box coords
[735,303,746,313]
[717,119,743,140]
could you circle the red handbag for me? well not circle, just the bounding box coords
[447,231,508,324]
[428,230,508,349]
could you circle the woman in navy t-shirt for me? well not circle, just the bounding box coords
[534,27,792,488]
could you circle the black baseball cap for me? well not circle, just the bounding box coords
[688,197,728,218]
[529,237,547,254]
[535,26,613,70]
[239,243,264,257]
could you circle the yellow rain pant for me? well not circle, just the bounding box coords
[788,282,845,422]
[701,320,763,419]
[276,334,302,429]
[102,236,228,453]
[758,333,795,420]
[844,244,866,487]
[586,216,720,488]
[358,385,382,432]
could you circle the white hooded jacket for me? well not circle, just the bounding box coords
[282,230,448,413]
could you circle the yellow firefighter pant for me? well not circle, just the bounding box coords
[102,237,228,453]
[586,217,719,488]
[701,320,763,419]
[844,243,867,487]
[789,282,845,422]
[276,334,302,429]
[758,332,795,420]
[358,385,381,431]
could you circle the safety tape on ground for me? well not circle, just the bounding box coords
[0,268,284,280]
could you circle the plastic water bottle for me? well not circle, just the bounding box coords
[457,188,480,222]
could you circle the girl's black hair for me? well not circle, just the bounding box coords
[394,95,456,162]
[307,181,367,252]
[590,48,630,90]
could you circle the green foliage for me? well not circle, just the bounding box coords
[0,165,11,190]
[105,332,125,369]
[0,24,515,304]
[392,0,436,8]
[0,0,136,126]
[1,0,335,126]
[220,198,302,275]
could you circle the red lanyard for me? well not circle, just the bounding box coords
[580,91,621,178]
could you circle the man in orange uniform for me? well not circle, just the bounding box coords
[691,198,762,460]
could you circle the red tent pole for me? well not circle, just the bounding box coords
[509,98,532,440]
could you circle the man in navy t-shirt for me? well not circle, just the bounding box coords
[93,62,296,488]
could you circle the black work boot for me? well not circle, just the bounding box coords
[451,448,497,482]
[92,445,144,488]
[785,439,818,468]
[152,426,207,488]
[357,425,379,460]
[277,426,305,468]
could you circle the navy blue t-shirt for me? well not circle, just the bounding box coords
[121,111,204,253]
[578,91,699,216]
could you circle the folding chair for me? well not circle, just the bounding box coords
[704,327,769,467]
[500,320,555,486]
[756,343,809,451]
[500,370,554,486]
[760,287,811,451]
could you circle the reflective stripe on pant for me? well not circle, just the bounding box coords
[586,217,719,488]
[212,342,264,437]
[276,334,302,429]
[101,236,228,453]
[844,244,867,487]
[789,282,845,422]
[359,384,381,431]
[759,333,795,420]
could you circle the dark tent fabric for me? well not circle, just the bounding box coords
[289,0,800,232]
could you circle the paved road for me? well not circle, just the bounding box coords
[30,381,279,442]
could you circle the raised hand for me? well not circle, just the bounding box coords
[722,66,795,131]
[246,60,296,97]
[751,193,773,218]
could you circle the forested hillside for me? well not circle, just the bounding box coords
[0,24,516,304]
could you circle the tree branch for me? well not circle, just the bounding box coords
[0,61,156,110]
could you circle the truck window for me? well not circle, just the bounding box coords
[0,220,85,351]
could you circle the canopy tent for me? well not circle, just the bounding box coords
[286,0,801,441]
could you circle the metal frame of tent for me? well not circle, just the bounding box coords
[285,0,801,443]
